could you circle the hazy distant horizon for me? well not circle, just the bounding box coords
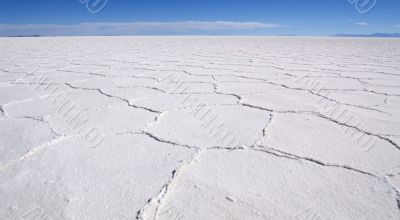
[1,0,400,36]
[3,33,400,38]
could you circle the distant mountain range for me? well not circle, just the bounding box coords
[333,33,400,38]
[7,35,41,37]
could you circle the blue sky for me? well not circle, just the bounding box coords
[0,0,399,36]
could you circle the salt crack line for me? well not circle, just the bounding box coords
[141,131,200,150]
[241,102,313,115]
[0,135,69,173]
[252,147,377,177]
[240,102,400,151]
[205,146,376,177]
[65,83,161,114]
[58,69,107,77]
[136,149,204,220]
[0,105,4,117]
[15,116,62,137]
[256,112,274,145]
[383,176,400,211]
[315,113,400,151]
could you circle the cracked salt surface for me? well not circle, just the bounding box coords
[1,36,400,219]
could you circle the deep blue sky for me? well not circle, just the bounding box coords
[0,0,399,36]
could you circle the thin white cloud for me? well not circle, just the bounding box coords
[396,24,400,28]
[0,21,285,36]
[355,22,370,26]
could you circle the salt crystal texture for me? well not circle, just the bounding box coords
[0,36,400,219]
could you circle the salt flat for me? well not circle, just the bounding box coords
[0,36,400,219]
